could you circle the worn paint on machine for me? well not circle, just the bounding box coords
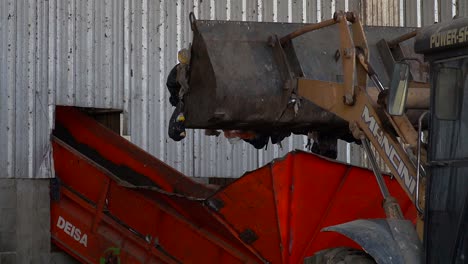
[430,26,468,48]
[361,106,416,195]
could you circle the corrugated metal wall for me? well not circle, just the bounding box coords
[0,0,124,178]
[1,0,466,178]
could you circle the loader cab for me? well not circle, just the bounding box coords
[413,18,468,263]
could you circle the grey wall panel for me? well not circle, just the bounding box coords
[422,0,436,25]
[35,1,52,179]
[291,0,303,23]
[0,0,52,178]
[246,0,260,21]
[439,0,454,22]
[14,0,31,178]
[53,0,124,109]
[277,0,289,21]
[459,0,468,17]
[215,0,228,20]
[263,0,275,21]
[230,0,243,20]
[362,0,400,26]
[0,0,10,177]
[347,0,361,20]
[405,0,418,26]
[306,0,318,22]
[321,0,333,21]
[1,0,125,178]
[336,0,346,13]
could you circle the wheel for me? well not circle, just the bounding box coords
[304,247,376,264]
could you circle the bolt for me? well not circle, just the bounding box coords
[343,94,354,105]
[343,48,354,58]
[346,12,357,23]
[333,12,341,22]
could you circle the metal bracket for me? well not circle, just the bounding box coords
[336,12,356,105]
[269,35,304,91]
[377,37,428,83]
[189,12,197,31]
[50,177,61,201]
[415,111,429,215]
[239,228,258,244]
[269,35,305,119]
[377,38,407,79]
[206,197,225,212]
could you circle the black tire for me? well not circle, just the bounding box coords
[304,247,376,264]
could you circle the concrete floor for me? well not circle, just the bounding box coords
[0,179,76,264]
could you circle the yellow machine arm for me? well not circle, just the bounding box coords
[284,12,425,218]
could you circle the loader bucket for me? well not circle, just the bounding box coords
[185,19,420,135]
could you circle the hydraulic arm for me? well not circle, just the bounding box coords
[281,12,418,206]
[287,12,425,263]
[277,12,424,210]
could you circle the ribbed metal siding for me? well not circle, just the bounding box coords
[0,0,464,179]
[53,0,124,108]
[0,0,124,178]
[0,0,54,178]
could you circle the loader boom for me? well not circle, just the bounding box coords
[298,80,419,204]
[273,12,468,263]
[289,12,426,262]
[283,12,422,208]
